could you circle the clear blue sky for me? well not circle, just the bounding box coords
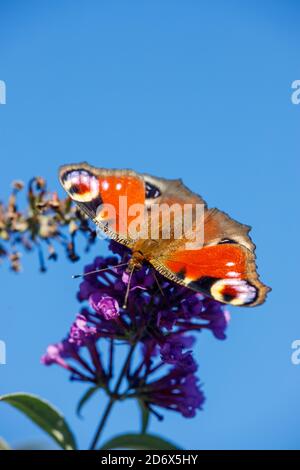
[0,0,299,450]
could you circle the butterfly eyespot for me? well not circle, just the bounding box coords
[145,181,161,199]
[61,169,100,202]
[187,275,258,306]
[210,278,258,306]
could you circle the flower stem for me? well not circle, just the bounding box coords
[89,342,137,450]
[89,397,114,450]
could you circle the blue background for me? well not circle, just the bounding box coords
[0,0,299,450]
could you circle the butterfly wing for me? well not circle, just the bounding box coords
[137,175,270,307]
[59,162,145,248]
[59,164,202,247]
[151,241,269,307]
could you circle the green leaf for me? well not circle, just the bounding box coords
[0,437,11,450]
[100,433,181,450]
[137,400,150,434]
[0,393,77,450]
[76,386,98,418]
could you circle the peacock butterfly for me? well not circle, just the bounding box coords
[59,162,270,307]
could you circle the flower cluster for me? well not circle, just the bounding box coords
[42,241,230,420]
[0,178,96,272]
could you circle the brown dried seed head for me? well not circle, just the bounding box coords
[12,180,24,191]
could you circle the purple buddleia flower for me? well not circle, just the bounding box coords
[41,340,74,368]
[138,366,205,418]
[89,293,120,320]
[41,339,90,381]
[42,240,230,420]
[160,335,197,371]
[42,314,106,383]
[69,314,98,345]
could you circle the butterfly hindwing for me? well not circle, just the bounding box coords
[137,177,269,306]
[151,242,269,307]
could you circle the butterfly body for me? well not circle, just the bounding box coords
[59,162,270,307]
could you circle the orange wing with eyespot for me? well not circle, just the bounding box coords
[151,242,270,307]
[131,175,270,307]
[59,162,145,247]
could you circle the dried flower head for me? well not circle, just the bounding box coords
[0,177,97,271]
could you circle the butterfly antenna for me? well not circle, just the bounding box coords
[72,262,128,279]
[123,267,135,309]
[153,270,165,297]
